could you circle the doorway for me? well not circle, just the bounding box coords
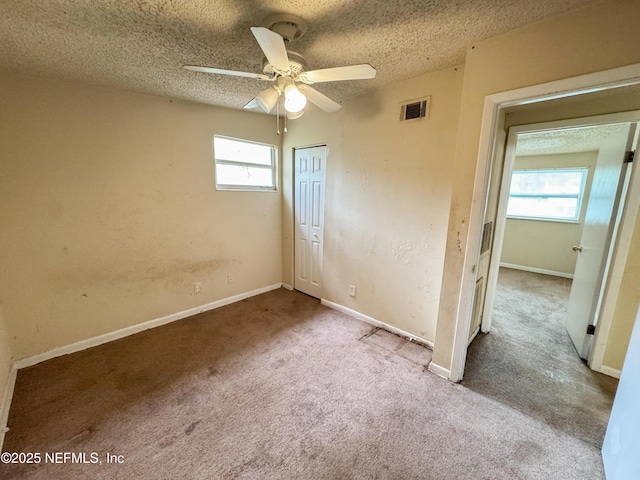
[443,64,640,474]
[294,145,327,298]
[478,119,638,365]
[463,119,638,446]
[447,74,640,385]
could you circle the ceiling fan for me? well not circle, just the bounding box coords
[183,14,377,119]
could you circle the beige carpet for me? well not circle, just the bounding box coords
[463,267,618,448]
[2,288,604,479]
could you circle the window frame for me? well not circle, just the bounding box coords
[506,167,589,223]
[213,135,278,192]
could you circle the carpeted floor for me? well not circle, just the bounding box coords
[463,267,618,448]
[2,287,605,479]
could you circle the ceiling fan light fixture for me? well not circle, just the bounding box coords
[284,83,307,113]
[255,86,280,113]
[184,17,376,116]
[286,109,304,120]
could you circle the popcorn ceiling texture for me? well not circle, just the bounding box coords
[515,124,630,156]
[0,0,586,110]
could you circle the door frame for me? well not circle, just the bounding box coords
[481,113,640,369]
[448,62,640,382]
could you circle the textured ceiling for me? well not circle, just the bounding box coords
[0,0,588,111]
[516,124,630,156]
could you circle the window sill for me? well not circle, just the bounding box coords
[216,186,278,192]
[506,216,580,224]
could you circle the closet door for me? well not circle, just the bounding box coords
[294,146,326,298]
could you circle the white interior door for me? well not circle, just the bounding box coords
[565,123,634,358]
[602,306,640,479]
[294,146,326,298]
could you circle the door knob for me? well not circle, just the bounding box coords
[572,245,583,252]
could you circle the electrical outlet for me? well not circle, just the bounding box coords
[349,285,356,297]
[227,275,234,284]
[193,282,202,294]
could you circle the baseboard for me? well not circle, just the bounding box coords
[282,283,294,291]
[320,299,434,349]
[500,262,574,279]
[15,283,283,369]
[0,362,18,451]
[598,365,622,379]
[427,362,451,380]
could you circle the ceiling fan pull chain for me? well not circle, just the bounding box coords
[276,99,281,136]
[284,102,288,133]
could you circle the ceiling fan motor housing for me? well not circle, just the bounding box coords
[262,51,307,77]
[262,14,307,42]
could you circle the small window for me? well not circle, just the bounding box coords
[213,135,277,191]
[506,168,588,222]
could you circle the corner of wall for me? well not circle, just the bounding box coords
[0,362,17,451]
[0,311,16,451]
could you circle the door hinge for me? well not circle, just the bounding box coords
[586,324,596,335]
[624,150,635,163]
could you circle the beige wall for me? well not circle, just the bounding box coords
[501,152,597,276]
[604,208,640,370]
[433,0,640,371]
[283,67,464,342]
[0,70,282,360]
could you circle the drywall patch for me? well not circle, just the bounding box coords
[365,232,378,257]
[392,240,416,263]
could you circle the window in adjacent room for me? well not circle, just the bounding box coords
[213,135,277,191]
[506,168,588,222]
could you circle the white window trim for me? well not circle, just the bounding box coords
[214,135,278,192]
[506,167,588,223]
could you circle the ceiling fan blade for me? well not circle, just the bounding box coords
[243,98,260,110]
[299,64,376,84]
[299,85,341,113]
[183,65,272,81]
[250,27,290,72]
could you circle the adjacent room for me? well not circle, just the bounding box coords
[2,1,640,478]
[464,124,631,447]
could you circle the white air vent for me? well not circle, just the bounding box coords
[399,96,430,122]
